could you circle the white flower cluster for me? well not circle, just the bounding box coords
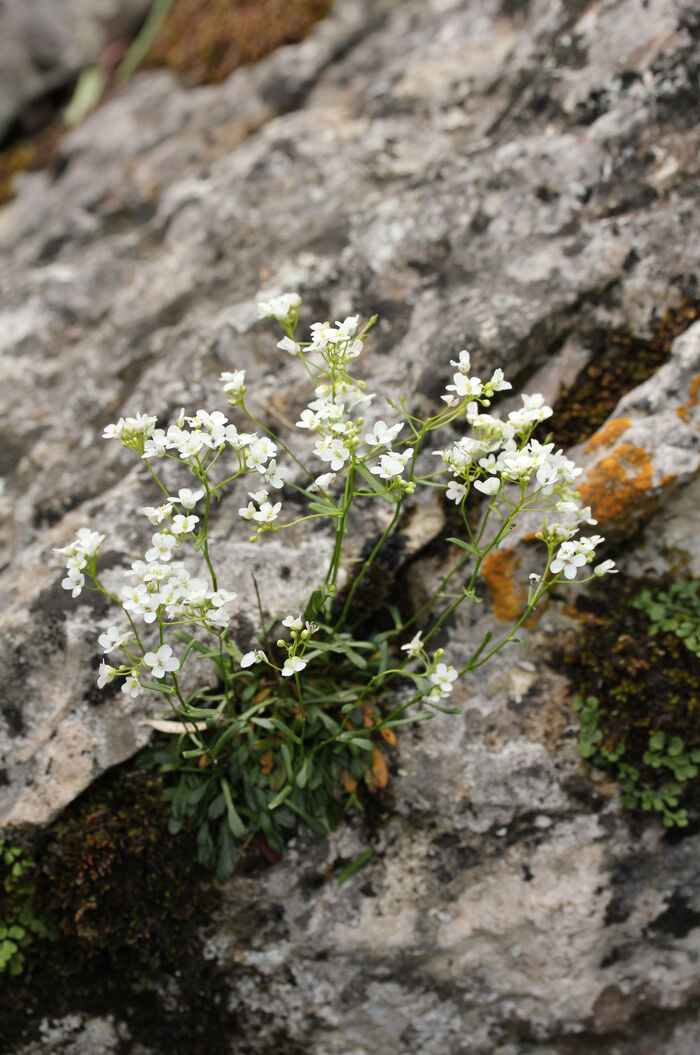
[55,527,105,597]
[432,357,616,583]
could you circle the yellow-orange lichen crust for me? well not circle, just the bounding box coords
[583,416,631,453]
[578,443,657,528]
[481,549,529,622]
[676,370,700,424]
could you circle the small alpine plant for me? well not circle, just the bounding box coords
[57,293,616,879]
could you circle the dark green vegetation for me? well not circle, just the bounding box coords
[567,576,700,826]
[158,610,403,884]
[0,764,228,1054]
[634,579,700,659]
[0,840,54,975]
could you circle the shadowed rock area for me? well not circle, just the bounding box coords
[1,0,699,1051]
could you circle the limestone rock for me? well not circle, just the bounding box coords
[1,0,700,1050]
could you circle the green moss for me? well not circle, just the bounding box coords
[566,576,700,822]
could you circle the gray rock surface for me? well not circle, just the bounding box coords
[0,0,152,139]
[1,0,699,1051]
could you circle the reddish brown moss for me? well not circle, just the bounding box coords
[146,0,333,85]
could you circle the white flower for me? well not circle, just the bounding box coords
[121,672,142,698]
[142,502,173,525]
[283,614,304,631]
[257,292,301,323]
[314,436,350,471]
[487,368,512,392]
[103,420,125,440]
[74,528,105,555]
[246,437,277,471]
[176,431,207,459]
[282,656,307,677]
[450,349,471,374]
[145,532,178,563]
[209,588,238,608]
[401,632,424,658]
[263,459,287,489]
[170,488,204,510]
[594,559,618,576]
[309,472,337,492]
[241,649,267,668]
[447,373,482,398]
[171,514,198,535]
[445,480,467,504]
[277,336,301,355]
[473,477,500,495]
[430,663,458,697]
[508,393,553,431]
[143,644,180,679]
[297,408,323,430]
[370,447,414,481]
[61,567,85,597]
[550,541,588,580]
[252,501,282,524]
[220,370,246,400]
[238,502,256,520]
[97,662,118,688]
[365,420,404,446]
[98,626,131,653]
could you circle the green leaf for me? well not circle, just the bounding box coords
[284,798,328,836]
[355,463,390,495]
[269,717,301,744]
[296,759,310,789]
[446,537,479,555]
[220,778,246,839]
[337,848,374,885]
[64,65,107,126]
[649,731,666,751]
[268,785,293,810]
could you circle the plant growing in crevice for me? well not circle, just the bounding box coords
[58,292,616,879]
[0,839,54,975]
[634,579,700,659]
[572,695,698,826]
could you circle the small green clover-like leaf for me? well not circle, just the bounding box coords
[649,731,666,751]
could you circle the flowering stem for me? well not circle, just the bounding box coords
[333,496,403,631]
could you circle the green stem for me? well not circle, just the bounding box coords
[333,495,402,631]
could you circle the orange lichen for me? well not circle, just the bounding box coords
[584,417,631,453]
[481,549,528,622]
[578,443,653,525]
[676,370,700,424]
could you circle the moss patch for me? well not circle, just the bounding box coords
[146,0,333,85]
[0,761,229,1054]
[551,298,700,449]
[564,576,700,817]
